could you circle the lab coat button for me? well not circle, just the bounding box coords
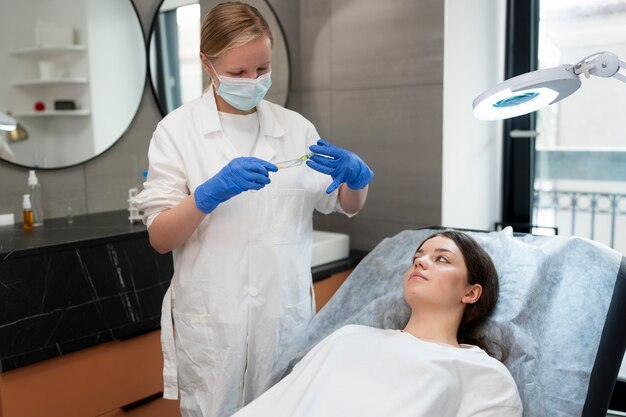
[249,287,258,297]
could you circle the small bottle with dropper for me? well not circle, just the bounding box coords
[28,170,44,226]
[23,194,33,231]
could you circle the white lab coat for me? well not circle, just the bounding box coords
[135,89,345,417]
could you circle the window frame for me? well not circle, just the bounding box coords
[501,0,539,233]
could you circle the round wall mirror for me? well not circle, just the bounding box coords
[149,0,290,116]
[0,0,147,169]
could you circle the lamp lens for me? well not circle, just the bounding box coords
[493,92,539,108]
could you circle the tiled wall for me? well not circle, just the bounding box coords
[0,0,443,251]
[295,0,444,249]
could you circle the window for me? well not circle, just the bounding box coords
[152,2,202,113]
[504,0,626,253]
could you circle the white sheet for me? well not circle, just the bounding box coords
[233,325,522,417]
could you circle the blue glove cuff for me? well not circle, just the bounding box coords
[194,186,222,214]
[345,163,374,190]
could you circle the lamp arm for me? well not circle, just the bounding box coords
[571,52,626,84]
[614,58,626,84]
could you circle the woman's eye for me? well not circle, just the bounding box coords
[437,256,449,263]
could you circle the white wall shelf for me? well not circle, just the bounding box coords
[10,45,86,59]
[14,110,91,117]
[8,41,92,130]
[12,78,88,86]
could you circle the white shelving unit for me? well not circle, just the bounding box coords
[12,78,88,86]
[9,44,90,115]
[10,45,86,58]
[13,110,91,117]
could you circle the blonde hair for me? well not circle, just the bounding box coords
[200,1,273,61]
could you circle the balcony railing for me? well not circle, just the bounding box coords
[533,190,626,250]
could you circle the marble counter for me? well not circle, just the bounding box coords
[0,210,149,255]
[0,211,173,372]
[0,210,364,373]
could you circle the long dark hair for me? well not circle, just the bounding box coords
[416,230,506,360]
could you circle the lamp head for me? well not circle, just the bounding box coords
[6,122,29,142]
[0,111,17,131]
[472,65,581,120]
[473,52,626,121]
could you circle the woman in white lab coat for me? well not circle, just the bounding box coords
[135,2,373,417]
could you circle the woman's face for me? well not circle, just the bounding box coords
[201,36,272,80]
[403,235,480,311]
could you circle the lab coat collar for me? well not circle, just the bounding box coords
[195,86,286,139]
[194,86,222,136]
[257,100,286,139]
[194,86,283,163]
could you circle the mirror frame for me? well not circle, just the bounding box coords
[0,0,149,171]
[147,0,291,118]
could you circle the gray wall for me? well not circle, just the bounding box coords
[0,0,443,251]
[295,0,444,249]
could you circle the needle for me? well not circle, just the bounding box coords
[276,153,312,169]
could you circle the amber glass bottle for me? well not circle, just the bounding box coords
[23,194,33,231]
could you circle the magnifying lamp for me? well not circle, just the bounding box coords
[473,51,626,120]
[0,111,17,131]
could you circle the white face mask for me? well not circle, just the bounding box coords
[209,62,272,111]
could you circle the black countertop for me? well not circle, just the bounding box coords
[312,250,367,281]
[0,210,147,257]
[0,210,365,372]
[0,209,365,279]
[0,211,173,372]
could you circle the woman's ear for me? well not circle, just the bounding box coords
[462,284,482,305]
[199,52,212,76]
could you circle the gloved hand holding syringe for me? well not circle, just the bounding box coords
[306,139,373,194]
[193,139,373,213]
[274,139,374,194]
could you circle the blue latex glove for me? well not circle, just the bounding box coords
[194,157,278,213]
[306,139,373,194]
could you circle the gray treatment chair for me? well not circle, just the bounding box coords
[273,227,626,417]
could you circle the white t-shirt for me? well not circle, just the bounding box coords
[218,111,260,156]
[233,325,523,417]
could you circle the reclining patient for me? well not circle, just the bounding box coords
[232,231,523,417]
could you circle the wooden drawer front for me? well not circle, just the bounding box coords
[97,397,181,417]
[313,270,352,312]
[1,331,165,417]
